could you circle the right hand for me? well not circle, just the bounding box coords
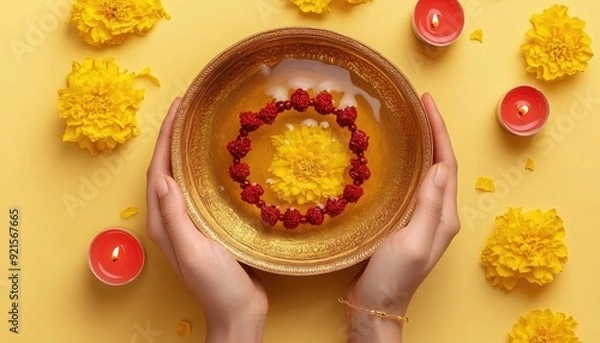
[346,93,460,342]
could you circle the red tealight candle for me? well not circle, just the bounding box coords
[412,0,465,47]
[498,85,550,136]
[88,228,145,286]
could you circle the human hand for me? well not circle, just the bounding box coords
[146,98,268,343]
[346,93,460,342]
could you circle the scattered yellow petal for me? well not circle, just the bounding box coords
[347,0,371,4]
[524,158,536,171]
[475,177,496,192]
[175,320,191,338]
[469,29,483,43]
[120,206,139,219]
[136,68,161,87]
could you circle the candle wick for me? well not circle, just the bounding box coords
[431,13,440,29]
[111,246,120,262]
[518,105,529,116]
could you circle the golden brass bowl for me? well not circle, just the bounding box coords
[172,28,432,276]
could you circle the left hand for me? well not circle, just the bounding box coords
[146,98,268,343]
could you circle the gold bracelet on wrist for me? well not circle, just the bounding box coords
[338,297,411,323]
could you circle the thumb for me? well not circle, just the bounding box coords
[155,174,204,252]
[401,163,449,247]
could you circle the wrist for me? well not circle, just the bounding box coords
[205,313,266,343]
[347,310,404,343]
[345,289,410,343]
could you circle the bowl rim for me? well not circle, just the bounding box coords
[172,27,433,275]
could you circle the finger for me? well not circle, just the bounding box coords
[422,93,459,223]
[421,93,461,268]
[146,98,181,270]
[147,213,181,275]
[155,174,211,263]
[421,93,456,169]
[427,168,460,268]
[148,97,181,178]
[427,164,460,267]
[396,163,449,251]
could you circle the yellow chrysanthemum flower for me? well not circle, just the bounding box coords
[481,208,568,291]
[289,0,332,14]
[509,309,580,343]
[70,0,170,48]
[58,58,144,156]
[268,124,350,205]
[520,5,593,82]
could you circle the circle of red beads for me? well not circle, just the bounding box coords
[226,89,371,230]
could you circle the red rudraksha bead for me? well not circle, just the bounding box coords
[336,106,357,128]
[343,184,364,203]
[350,164,371,184]
[290,89,311,112]
[325,198,347,217]
[314,91,335,114]
[240,111,262,132]
[349,130,369,154]
[282,208,302,229]
[258,101,279,124]
[306,207,324,225]
[261,205,281,226]
[226,137,252,159]
[240,184,264,204]
[228,163,250,182]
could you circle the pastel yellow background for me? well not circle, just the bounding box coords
[1,0,599,342]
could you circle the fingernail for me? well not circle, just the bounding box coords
[433,163,449,188]
[156,174,169,198]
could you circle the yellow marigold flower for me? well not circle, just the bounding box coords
[520,5,593,82]
[268,123,350,205]
[70,0,170,48]
[509,309,580,343]
[58,58,144,156]
[481,208,568,291]
[289,0,332,14]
